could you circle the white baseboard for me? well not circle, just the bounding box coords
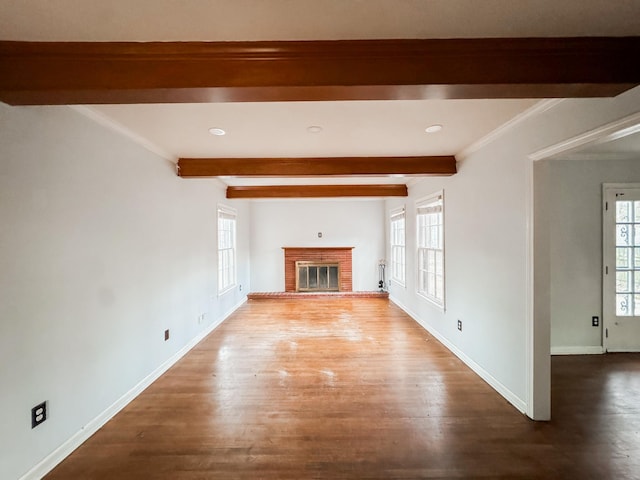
[389,296,528,415]
[19,297,247,480]
[551,346,604,355]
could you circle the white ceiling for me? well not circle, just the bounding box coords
[89,99,538,157]
[3,1,639,192]
[2,0,640,41]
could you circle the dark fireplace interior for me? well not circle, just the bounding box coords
[296,262,339,292]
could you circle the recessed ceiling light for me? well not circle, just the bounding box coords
[425,124,443,134]
[208,127,226,136]
[307,126,323,133]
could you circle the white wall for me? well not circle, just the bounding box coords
[249,199,385,292]
[386,143,531,414]
[542,158,640,354]
[0,104,250,480]
[387,86,640,420]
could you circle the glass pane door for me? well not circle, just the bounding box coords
[604,186,640,352]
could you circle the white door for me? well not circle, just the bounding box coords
[603,184,640,352]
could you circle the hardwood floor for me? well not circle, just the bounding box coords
[45,298,640,479]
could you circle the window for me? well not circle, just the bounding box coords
[390,207,406,286]
[218,206,236,293]
[417,192,444,308]
[614,198,640,316]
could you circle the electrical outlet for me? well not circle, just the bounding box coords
[592,316,599,327]
[164,329,170,341]
[239,284,242,292]
[457,319,462,331]
[31,401,47,428]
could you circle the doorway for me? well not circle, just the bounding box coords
[603,184,640,352]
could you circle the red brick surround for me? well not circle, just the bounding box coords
[283,247,353,292]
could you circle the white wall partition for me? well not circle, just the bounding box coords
[249,199,385,292]
[0,104,250,480]
[387,86,640,420]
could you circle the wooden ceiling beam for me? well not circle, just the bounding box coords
[177,156,457,177]
[226,184,408,199]
[1,37,638,105]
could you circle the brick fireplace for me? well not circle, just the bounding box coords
[283,247,353,292]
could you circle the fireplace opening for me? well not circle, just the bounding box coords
[296,262,339,292]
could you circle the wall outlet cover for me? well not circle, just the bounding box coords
[31,401,47,428]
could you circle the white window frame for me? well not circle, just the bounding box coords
[416,191,445,309]
[217,205,237,295]
[390,206,406,287]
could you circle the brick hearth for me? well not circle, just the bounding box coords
[247,291,388,300]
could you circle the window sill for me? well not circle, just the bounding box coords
[218,285,237,297]
[417,291,445,312]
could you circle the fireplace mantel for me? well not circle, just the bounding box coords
[283,247,353,292]
[282,247,354,250]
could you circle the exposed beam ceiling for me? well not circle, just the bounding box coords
[226,184,408,199]
[1,37,638,105]
[2,34,636,199]
[177,156,457,178]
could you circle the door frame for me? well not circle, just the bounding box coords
[602,183,640,352]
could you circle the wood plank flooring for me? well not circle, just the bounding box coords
[45,298,640,479]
